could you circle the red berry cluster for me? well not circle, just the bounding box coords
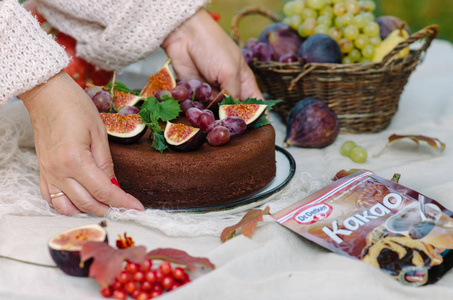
[100,260,190,300]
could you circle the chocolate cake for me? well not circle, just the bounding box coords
[109,124,276,210]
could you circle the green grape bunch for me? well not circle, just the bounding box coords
[282,0,381,64]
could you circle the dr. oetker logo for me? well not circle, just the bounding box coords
[293,203,333,224]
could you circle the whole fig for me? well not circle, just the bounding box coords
[266,26,304,60]
[258,22,290,44]
[298,33,342,64]
[375,16,411,40]
[284,98,340,148]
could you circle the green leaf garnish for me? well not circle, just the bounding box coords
[139,97,181,153]
[105,81,140,95]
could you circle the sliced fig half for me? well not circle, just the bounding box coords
[112,90,145,110]
[164,121,206,152]
[218,104,267,128]
[100,113,147,144]
[139,58,177,97]
[48,222,108,277]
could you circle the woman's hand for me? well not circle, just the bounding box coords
[162,8,263,100]
[19,71,144,216]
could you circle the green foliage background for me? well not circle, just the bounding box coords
[209,0,452,43]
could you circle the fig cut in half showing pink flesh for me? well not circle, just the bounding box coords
[100,113,147,144]
[48,223,108,277]
[164,121,206,152]
[218,104,267,128]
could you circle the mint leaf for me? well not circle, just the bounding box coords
[139,97,181,152]
[105,81,140,95]
[151,131,168,153]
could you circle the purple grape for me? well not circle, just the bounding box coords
[198,111,215,132]
[171,85,189,101]
[118,105,140,116]
[187,79,202,94]
[207,126,230,146]
[279,53,298,63]
[252,42,274,62]
[186,107,203,126]
[245,38,260,51]
[193,101,205,110]
[85,86,103,99]
[195,83,212,102]
[241,48,254,64]
[92,90,112,112]
[220,116,247,137]
[180,99,195,113]
[155,90,171,102]
[177,81,193,99]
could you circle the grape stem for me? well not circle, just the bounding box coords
[0,254,58,268]
[109,71,117,97]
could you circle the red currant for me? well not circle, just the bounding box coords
[162,275,175,290]
[124,281,138,294]
[118,271,131,284]
[144,270,156,284]
[100,286,113,298]
[155,269,164,283]
[159,261,172,276]
[172,267,185,281]
[137,291,150,300]
[126,261,140,274]
[141,259,152,272]
[112,279,123,291]
[113,289,127,300]
[133,271,145,282]
[141,280,153,291]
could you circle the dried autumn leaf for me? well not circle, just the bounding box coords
[332,169,370,181]
[220,206,271,243]
[80,242,147,286]
[375,134,446,157]
[146,248,215,272]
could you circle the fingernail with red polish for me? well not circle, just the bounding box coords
[110,176,121,188]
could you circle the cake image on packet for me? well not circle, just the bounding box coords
[272,170,453,286]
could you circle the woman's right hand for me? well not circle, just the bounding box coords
[19,71,144,216]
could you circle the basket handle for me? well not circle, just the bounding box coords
[230,6,281,46]
[381,24,440,66]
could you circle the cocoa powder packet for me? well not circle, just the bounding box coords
[272,170,453,286]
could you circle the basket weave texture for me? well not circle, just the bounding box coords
[231,7,439,133]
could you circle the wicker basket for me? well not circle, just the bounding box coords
[231,7,439,133]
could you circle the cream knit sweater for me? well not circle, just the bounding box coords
[0,0,209,106]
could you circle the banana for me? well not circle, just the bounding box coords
[372,27,410,63]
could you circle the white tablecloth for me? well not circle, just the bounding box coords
[1,40,453,300]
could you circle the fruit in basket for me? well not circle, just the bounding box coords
[258,22,291,43]
[375,16,411,40]
[100,113,147,144]
[284,98,339,148]
[164,122,206,151]
[372,27,410,62]
[48,222,108,277]
[298,33,342,63]
[265,24,304,60]
[251,42,275,62]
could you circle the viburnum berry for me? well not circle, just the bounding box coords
[162,275,175,290]
[118,271,131,284]
[171,267,185,281]
[141,259,152,272]
[159,261,172,276]
[132,270,145,283]
[136,291,150,300]
[100,286,113,298]
[124,281,137,294]
[155,269,165,283]
[125,261,140,274]
[113,289,127,300]
[144,270,157,284]
[140,280,153,292]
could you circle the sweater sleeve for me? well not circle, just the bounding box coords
[36,0,210,71]
[0,0,69,107]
